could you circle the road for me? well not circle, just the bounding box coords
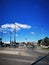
[31,55,49,65]
[0,46,49,65]
[0,54,35,65]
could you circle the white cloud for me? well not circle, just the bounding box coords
[31,32,35,34]
[1,24,15,29]
[1,23,31,31]
[15,23,31,29]
[1,23,20,31]
[15,34,18,36]
[16,25,20,30]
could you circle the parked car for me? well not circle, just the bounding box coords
[12,42,19,48]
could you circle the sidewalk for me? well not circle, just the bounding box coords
[0,47,32,57]
[35,46,49,54]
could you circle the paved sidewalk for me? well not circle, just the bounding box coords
[35,46,49,54]
[0,47,32,57]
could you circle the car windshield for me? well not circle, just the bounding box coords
[0,0,49,65]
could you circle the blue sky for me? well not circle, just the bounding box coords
[0,0,49,42]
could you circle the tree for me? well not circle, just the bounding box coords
[37,39,42,46]
[41,37,49,46]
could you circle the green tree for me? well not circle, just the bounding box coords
[41,37,49,46]
[37,39,42,46]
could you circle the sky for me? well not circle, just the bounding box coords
[0,0,49,42]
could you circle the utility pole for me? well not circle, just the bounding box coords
[25,37,27,44]
[10,31,12,47]
[14,24,16,44]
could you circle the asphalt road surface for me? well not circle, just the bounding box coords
[0,46,49,65]
[0,53,49,65]
[0,54,35,65]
